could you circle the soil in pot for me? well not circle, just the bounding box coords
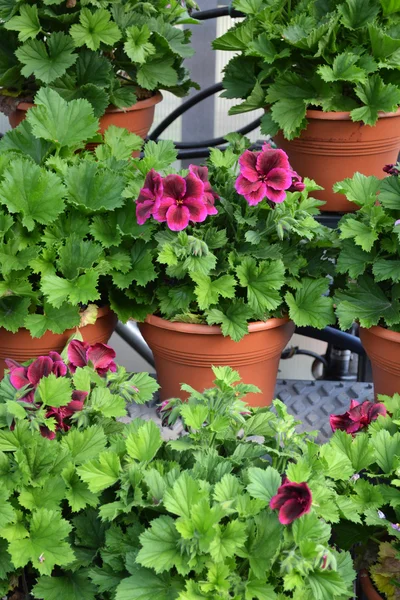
[0,306,117,379]
[359,326,400,398]
[8,93,163,153]
[139,315,295,406]
[274,108,400,213]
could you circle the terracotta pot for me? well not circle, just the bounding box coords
[8,93,162,153]
[359,569,383,600]
[139,315,295,406]
[0,306,117,379]
[274,109,400,213]
[359,326,400,398]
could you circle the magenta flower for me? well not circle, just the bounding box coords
[7,352,67,402]
[153,173,208,231]
[136,169,163,225]
[68,340,117,375]
[330,399,387,435]
[270,480,312,525]
[189,164,218,215]
[288,169,305,193]
[383,164,399,176]
[42,391,87,439]
[235,146,293,205]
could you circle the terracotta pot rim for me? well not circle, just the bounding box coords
[359,569,383,600]
[141,314,291,336]
[305,107,400,121]
[360,324,400,343]
[14,92,163,113]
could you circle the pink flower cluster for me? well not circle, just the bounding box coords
[136,165,218,232]
[235,144,304,205]
[6,340,117,439]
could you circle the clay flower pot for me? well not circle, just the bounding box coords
[359,326,400,398]
[139,315,295,406]
[0,306,117,380]
[8,93,163,150]
[274,109,400,213]
[359,569,384,600]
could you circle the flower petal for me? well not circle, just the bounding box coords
[184,172,204,201]
[27,356,54,386]
[184,197,208,223]
[189,164,209,183]
[153,197,175,222]
[266,167,293,191]
[136,199,158,225]
[52,361,68,377]
[163,174,186,201]
[235,175,266,205]
[329,412,353,432]
[238,150,260,182]
[278,498,307,525]
[10,367,30,390]
[68,340,89,369]
[71,390,89,405]
[166,204,190,231]
[48,351,63,362]
[368,402,387,421]
[256,148,290,175]
[265,185,287,204]
[86,343,116,371]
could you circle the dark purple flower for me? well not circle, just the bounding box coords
[153,173,208,231]
[8,354,68,401]
[330,399,387,434]
[383,164,399,176]
[235,146,292,205]
[189,164,218,215]
[136,169,163,225]
[288,169,305,192]
[270,480,312,525]
[68,340,117,375]
[41,392,87,439]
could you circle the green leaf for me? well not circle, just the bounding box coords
[245,579,277,600]
[61,426,107,465]
[335,276,400,329]
[209,519,247,562]
[113,240,156,288]
[126,420,162,463]
[62,464,99,512]
[16,32,77,84]
[236,258,285,313]
[379,175,400,209]
[116,566,183,600]
[137,57,178,90]
[247,466,280,502]
[285,278,334,328]
[36,373,73,408]
[286,458,312,483]
[137,516,182,574]
[0,297,31,333]
[369,24,400,59]
[293,512,331,545]
[164,473,205,518]
[4,4,41,42]
[351,75,400,126]
[34,572,97,600]
[41,272,100,309]
[0,158,65,231]
[24,302,80,338]
[330,429,374,471]
[380,0,400,15]
[8,508,74,576]
[77,451,121,493]
[336,240,370,278]
[90,388,127,419]
[75,49,111,87]
[206,300,253,341]
[70,8,121,51]
[373,258,400,283]
[229,80,265,115]
[371,429,400,473]
[318,53,366,83]
[308,570,350,600]
[339,219,378,252]
[0,121,53,164]
[124,25,155,64]
[27,88,98,148]
[64,162,125,213]
[190,273,236,310]
[101,125,143,160]
[339,0,379,29]
[270,99,307,140]
[0,489,16,529]
[333,172,380,206]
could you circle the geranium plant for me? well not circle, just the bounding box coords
[0,0,197,117]
[213,0,400,139]
[0,365,355,599]
[0,87,178,336]
[333,168,400,330]
[114,135,337,340]
[325,393,400,599]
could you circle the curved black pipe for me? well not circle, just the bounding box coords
[295,326,365,355]
[192,7,244,20]
[174,117,261,149]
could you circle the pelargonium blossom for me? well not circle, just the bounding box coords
[189,164,218,215]
[136,169,163,225]
[41,391,87,440]
[153,172,208,231]
[235,145,293,205]
[288,169,305,193]
[7,352,67,402]
[68,340,117,375]
[330,399,387,434]
[270,480,312,525]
